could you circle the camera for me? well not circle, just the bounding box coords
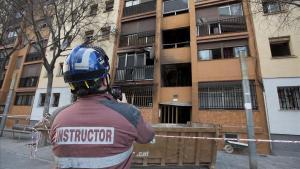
[110,86,122,101]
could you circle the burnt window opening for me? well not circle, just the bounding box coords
[163,28,190,49]
[161,63,192,87]
[116,52,154,81]
[122,86,153,107]
[160,105,191,124]
[269,37,291,57]
[163,0,189,16]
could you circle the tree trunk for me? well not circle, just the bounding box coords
[39,71,54,146]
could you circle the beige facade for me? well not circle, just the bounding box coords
[31,0,120,121]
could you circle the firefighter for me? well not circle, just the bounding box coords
[50,45,155,169]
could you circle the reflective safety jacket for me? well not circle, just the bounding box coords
[50,94,155,169]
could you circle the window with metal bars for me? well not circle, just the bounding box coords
[198,81,257,110]
[277,86,300,110]
[122,86,153,107]
[160,105,191,124]
[14,93,34,106]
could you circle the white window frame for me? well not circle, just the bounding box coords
[125,0,140,7]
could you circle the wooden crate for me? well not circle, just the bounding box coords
[132,123,219,169]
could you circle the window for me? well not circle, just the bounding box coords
[198,81,258,109]
[219,3,243,16]
[100,26,111,39]
[105,0,114,11]
[125,0,140,7]
[84,30,94,42]
[262,0,284,14]
[163,0,188,16]
[15,93,34,106]
[269,37,291,57]
[277,86,300,110]
[52,93,60,107]
[161,63,192,87]
[115,52,154,81]
[198,46,248,60]
[8,31,17,38]
[160,105,191,124]
[122,86,153,107]
[163,28,190,49]
[224,133,239,142]
[89,4,98,16]
[57,63,63,76]
[39,93,46,106]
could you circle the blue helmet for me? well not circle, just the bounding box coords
[63,45,110,83]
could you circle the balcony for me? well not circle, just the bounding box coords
[1,37,16,45]
[123,0,156,17]
[115,65,154,82]
[25,52,42,62]
[196,16,246,36]
[121,86,153,107]
[119,31,155,48]
[19,76,39,88]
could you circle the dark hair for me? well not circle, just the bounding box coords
[70,78,105,97]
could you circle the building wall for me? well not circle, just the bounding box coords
[31,0,120,121]
[250,2,300,136]
[30,87,72,121]
[263,78,300,135]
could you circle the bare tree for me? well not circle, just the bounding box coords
[249,0,300,30]
[5,0,114,116]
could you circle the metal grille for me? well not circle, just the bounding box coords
[122,86,153,107]
[198,81,257,110]
[277,86,300,110]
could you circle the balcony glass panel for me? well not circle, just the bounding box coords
[163,0,188,15]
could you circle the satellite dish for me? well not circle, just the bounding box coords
[144,46,155,59]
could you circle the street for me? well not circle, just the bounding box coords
[0,133,300,169]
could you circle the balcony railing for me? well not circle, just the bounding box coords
[19,76,39,88]
[25,52,42,62]
[123,0,156,17]
[1,37,16,45]
[163,41,190,49]
[196,16,247,36]
[115,65,154,81]
[119,31,155,47]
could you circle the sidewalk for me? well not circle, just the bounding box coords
[0,132,300,169]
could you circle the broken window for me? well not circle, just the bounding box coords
[161,63,191,87]
[163,0,189,16]
[198,39,248,60]
[160,105,191,124]
[277,86,300,110]
[116,52,154,81]
[122,86,153,107]
[162,27,190,49]
[199,81,257,110]
[269,37,291,57]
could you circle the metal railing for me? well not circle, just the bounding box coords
[25,52,42,62]
[122,86,153,107]
[115,65,154,81]
[163,41,190,49]
[119,31,155,47]
[1,37,16,45]
[123,0,156,17]
[196,16,247,36]
[19,76,39,88]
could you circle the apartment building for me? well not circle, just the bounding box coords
[0,13,49,128]
[250,1,300,139]
[30,0,119,122]
[112,0,270,153]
